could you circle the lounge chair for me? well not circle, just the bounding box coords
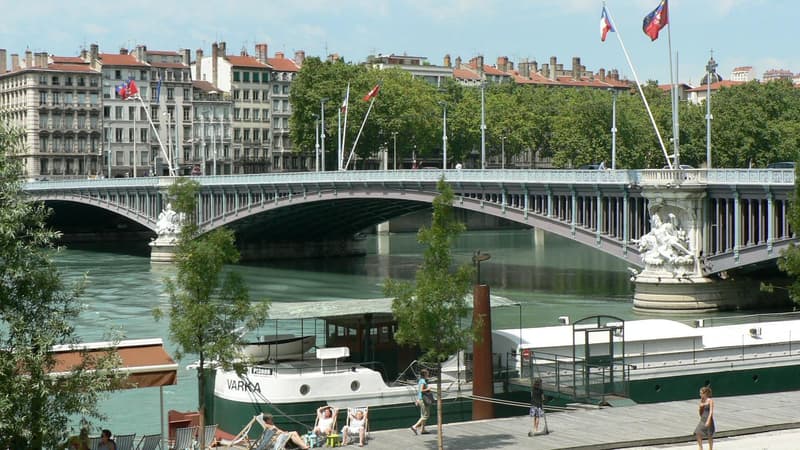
[312,406,338,440]
[222,414,265,449]
[115,433,137,450]
[247,428,276,450]
[200,424,218,449]
[171,426,197,450]
[135,434,163,450]
[341,407,369,446]
[88,436,101,450]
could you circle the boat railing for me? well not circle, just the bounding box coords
[249,360,375,377]
[694,311,800,328]
[626,339,800,371]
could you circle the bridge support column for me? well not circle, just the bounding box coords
[376,221,391,256]
[632,186,751,312]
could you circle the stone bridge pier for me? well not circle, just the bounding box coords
[632,185,751,313]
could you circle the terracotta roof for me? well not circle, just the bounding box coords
[510,71,557,85]
[225,55,269,69]
[51,56,85,64]
[453,67,480,80]
[687,80,744,92]
[732,66,753,72]
[267,57,299,72]
[99,53,149,67]
[192,80,219,93]
[46,63,99,73]
[483,65,508,76]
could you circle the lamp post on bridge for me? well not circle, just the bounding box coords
[320,97,328,171]
[609,88,618,170]
[439,100,447,170]
[313,114,320,172]
[391,131,398,170]
[500,135,506,170]
[705,52,717,169]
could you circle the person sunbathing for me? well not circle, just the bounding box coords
[262,414,310,449]
[341,409,368,446]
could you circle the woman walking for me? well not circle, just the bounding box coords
[694,386,715,450]
[410,369,431,435]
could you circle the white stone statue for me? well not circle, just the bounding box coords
[155,202,183,236]
[637,212,693,270]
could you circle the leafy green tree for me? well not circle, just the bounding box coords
[0,121,120,449]
[384,178,474,450]
[154,178,270,448]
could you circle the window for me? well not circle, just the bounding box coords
[140,70,148,80]
[183,108,190,121]
[252,90,259,101]
[115,151,124,165]
[128,106,135,120]
[233,71,240,82]
[140,128,148,142]
[115,128,123,142]
[39,115,48,128]
[90,78,98,87]
[129,128,134,142]
[262,129,269,141]
[272,85,279,94]
[243,72,250,82]
[262,72,269,83]
[233,90,240,100]
[243,90,250,100]
[167,88,174,100]
[243,109,250,120]
[40,136,48,152]
[77,77,85,86]
[39,92,47,105]
[183,88,189,99]
[262,109,269,121]
[65,76,73,86]
[253,109,259,120]
[115,70,122,80]
[273,100,280,111]
[243,129,250,141]
[115,106,123,119]
[65,93,73,105]
[78,93,86,105]
[234,128,241,142]
[253,72,260,83]
[282,85,289,95]
[233,108,240,120]
[39,74,48,85]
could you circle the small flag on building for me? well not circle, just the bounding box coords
[155,77,163,101]
[341,84,350,113]
[362,84,380,102]
[115,81,128,100]
[642,0,669,41]
[600,7,614,42]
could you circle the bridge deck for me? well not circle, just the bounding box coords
[360,390,800,449]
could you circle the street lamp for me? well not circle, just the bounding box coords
[705,52,717,169]
[609,88,618,170]
[439,101,447,170]
[391,131,398,170]
[313,114,320,171]
[320,98,328,171]
[500,135,506,169]
[480,79,486,169]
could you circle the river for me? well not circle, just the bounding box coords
[55,228,697,437]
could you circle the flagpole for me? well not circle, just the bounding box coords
[341,83,350,171]
[136,95,175,176]
[605,5,671,168]
[667,4,679,168]
[344,96,376,171]
[337,108,342,171]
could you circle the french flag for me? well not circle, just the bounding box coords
[127,78,139,97]
[115,81,128,100]
[600,7,614,42]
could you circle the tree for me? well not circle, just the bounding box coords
[384,178,474,450]
[0,121,120,449]
[154,178,270,449]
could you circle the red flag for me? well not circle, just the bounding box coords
[362,84,380,102]
[127,78,139,97]
[116,82,128,100]
[600,7,614,42]
[642,0,669,41]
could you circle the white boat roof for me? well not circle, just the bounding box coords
[266,294,519,320]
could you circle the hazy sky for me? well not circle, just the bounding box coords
[1,0,793,84]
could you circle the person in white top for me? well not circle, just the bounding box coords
[313,406,337,439]
[341,409,368,446]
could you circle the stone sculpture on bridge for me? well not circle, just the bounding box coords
[154,203,184,238]
[636,212,694,276]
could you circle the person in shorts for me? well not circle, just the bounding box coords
[529,378,545,436]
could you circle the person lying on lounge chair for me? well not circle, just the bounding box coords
[262,414,310,449]
[312,406,337,439]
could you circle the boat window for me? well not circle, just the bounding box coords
[350,380,360,392]
[299,384,310,396]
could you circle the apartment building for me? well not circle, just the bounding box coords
[0,48,103,179]
[190,79,232,175]
[367,53,453,87]
[730,66,755,82]
[264,48,303,171]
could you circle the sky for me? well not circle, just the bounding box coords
[0,0,796,85]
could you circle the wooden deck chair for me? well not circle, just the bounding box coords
[222,414,266,449]
[114,434,137,450]
[269,433,291,450]
[135,434,163,450]
[172,426,197,450]
[200,424,218,449]
[342,407,369,445]
[88,436,101,450]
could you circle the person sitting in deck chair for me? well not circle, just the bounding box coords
[312,405,337,440]
[341,408,368,447]
[262,414,310,449]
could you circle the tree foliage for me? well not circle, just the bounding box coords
[384,178,474,449]
[154,178,270,448]
[0,121,120,449]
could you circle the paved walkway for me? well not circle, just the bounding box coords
[354,390,800,449]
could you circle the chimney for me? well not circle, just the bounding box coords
[182,48,191,66]
[120,48,128,55]
[219,41,226,56]
[36,52,48,68]
[572,57,580,80]
[80,48,87,61]
[90,44,99,69]
[134,45,147,62]
[549,56,557,80]
[211,42,218,87]
[0,49,6,74]
[519,58,529,77]
[25,50,32,68]
[294,50,305,66]
[509,61,514,71]
[195,49,203,81]
[532,60,538,74]
[455,56,462,69]
[610,69,619,81]
[255,43,268,63]
[477,55,484,75]
[541,63,549,77]
[497,56,508,72]
[11,53,20,71]
[599,68,606,82]
[275,51,284,59]
[443,54,451,68]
